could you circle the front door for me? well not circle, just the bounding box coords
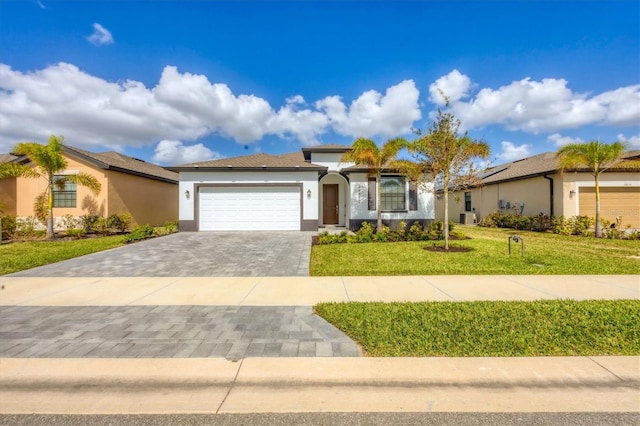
[323,184,339,224]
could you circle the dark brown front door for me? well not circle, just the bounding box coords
[323,184,339,224]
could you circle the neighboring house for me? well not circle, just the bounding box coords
[436,151,640,228]
[167,144,434,231]
[0,145,178,227]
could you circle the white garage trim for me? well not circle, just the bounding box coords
[195,183,303,231]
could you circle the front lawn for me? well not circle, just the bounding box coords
[315,299,640,356]
[310,225,640,275]
[0,236,124,275]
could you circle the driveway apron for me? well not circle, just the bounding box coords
[7,231,314,277]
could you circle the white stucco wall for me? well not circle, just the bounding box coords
[310,152,354,172]
[178,171,320,222]
[348,173,435,222]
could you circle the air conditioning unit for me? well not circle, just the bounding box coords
[460,212,475,225]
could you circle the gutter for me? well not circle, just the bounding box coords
[543,175,554,216]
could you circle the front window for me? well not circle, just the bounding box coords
[52,175,77,208]
[465,192,472,212]
[380,176,406,211]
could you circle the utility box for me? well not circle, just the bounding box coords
[460,212,475,225]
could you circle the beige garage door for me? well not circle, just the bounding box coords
[579,187,640,228]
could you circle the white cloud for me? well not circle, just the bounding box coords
[152,140,221,165]
[431,71,640,134]
[315,79,421,139]
[617,133,640,149]
[0,63,423,153]
[87,23,114,46]
[547,133,585,147]
[497,141,531,161]
[429,69,472,105]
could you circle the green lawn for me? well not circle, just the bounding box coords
[0,236,124,275]
[310,226,640,275]
[315,300,640,357]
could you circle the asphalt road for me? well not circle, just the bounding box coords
[1,413,638,426]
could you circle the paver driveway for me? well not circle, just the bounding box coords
[7,231,314,277]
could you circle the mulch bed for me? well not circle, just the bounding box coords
[424,245,473,253]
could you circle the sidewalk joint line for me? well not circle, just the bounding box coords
[238,278,263,306]
[419,276,457,301]
[217,358,244,414]
[5,277,103,305]
[503,276,561,299]
[125,277,184,306]
[587,356,626,382]
[341,277,351,302]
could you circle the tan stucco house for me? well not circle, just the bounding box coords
[436,150,640,229]
[0,145,178,227]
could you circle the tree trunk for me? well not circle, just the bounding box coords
[47,179,54,238]
[594,174,602,238]
[443,184,449,250]
[376,172,382,232]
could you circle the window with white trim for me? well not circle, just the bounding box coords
[380,176,406,211]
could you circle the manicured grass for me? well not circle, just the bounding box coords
[0,236,124,275]
[315,300,640,357]
[310,225,640,275]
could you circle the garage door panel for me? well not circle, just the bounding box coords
[579,187,640,228]
[199,186,301,231]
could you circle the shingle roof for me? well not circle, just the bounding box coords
[168,150,327,171]
[63,145,178,183]
[477,149,640,186]
[0,154,18,164]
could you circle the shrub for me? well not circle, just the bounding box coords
[0,215,17,240]
[65,228,86,239]
[373,225,391,242]
[61,214,80,231]
[551,216,572,235]
[570,215,594,236]
[163,220,178,233]
[408,221,426,241]
[108,213,132,233]
[353,221,374,243]
[14,217,46,239]
[80,215,101,233]
[124,224,154,243]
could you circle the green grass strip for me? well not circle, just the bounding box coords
[315,300,640,357]
[0,236,124,275]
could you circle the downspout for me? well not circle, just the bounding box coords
[543,175,554,216]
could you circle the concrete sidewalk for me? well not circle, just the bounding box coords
[1,274,638,305]
[1,357,638,413]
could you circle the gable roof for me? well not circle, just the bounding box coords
[167,150,327,172]
[63,145,178,183]
[475,149,640,186]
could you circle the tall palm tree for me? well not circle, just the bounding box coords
[2,135,101,237]
[556,140,640,238]
[341,137,409,231]
[410,107,489,250]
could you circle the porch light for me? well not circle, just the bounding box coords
[185,190,190,199]
[307,189,312,198]
[569,190,576,199]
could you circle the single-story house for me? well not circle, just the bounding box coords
[436,150,640,228]
[0,145,178,227]
[167,144,434,231]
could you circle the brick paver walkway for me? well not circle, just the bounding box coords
[0,306,360,359]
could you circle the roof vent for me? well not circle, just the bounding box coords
[227,165,233,168]
[261,165,267,168]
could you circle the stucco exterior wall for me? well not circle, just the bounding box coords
[107,170,178,226]
[349,173,435,228]
[437,171,640,224]
[12,155,109,219]
[310,152,353,172]
[0,177,17,215]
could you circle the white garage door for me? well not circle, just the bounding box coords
[199,186,301,231]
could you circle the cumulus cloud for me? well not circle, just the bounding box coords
[0,62,422,154]
[431,71,640,134]
[617,133,640,149]
[152,140,222,165]
[497,141,532,161]
[87,23,114,46]
[315,80,421,138]
[429,69,473,105]
[547,133,585,147]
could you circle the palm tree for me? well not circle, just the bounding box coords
[341,137,409,231]
[410,106,489,250]
[556,140,640,238]
[2,135,101,238]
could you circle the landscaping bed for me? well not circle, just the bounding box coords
[315,299,640,357]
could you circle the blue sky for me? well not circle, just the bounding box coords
[1,0,638,166]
